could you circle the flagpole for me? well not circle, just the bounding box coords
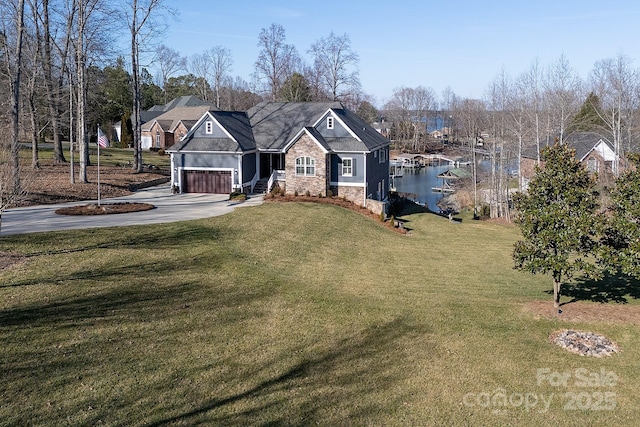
[97,125,101,207]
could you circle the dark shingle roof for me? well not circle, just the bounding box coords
[332,108,390,151]
[171,111,255,153]
[563,132,613,161]
[248,102,341,150]
[522,132,613,161]
[299,127,332,152]
[211,111,256,151]
[163,95,213,110]
[142,106,215,131]
[172,102,390,154]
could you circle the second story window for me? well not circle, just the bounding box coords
[327,117,334,129]
[379,148,386,163]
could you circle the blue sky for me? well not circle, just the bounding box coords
[160,0,640,107]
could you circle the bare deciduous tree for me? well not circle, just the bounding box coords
[155,44,186,103]
[589,54,639,176]
[189,52,210,102]
[125,0,169,173]
[486,69,512,220]
[308,31,360,102]
[1,0,26,193]
[545,54,583,145]
[208,45,232,108]
[254,23,300,101]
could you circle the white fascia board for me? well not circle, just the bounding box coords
[332,149,370,155]
[210,116,238,143]
[594,139,616,161]
[579,140,616,163]
[312,109,361,141]
[329,181,366,187]
[141,119,158,132]
[183,111,215,140]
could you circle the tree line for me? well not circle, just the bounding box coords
[2,0,640,224]
[0,7,368,211]
[383,54,640,221]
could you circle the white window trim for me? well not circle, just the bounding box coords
[342,158,353,177]
[379,148,386,163]
[327,116,334,129]
[295,156,316,176]
[205,121,213,134]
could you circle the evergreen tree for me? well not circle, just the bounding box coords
[279,72,311,102]
[601,153,640,279]
[566,92,607,134]
[513,144,603,307]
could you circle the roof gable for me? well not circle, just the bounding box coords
[248,102,342,150]
[313,109,360,140]
[170,110,255,152]
[141,105,215,132]
[284,127,331,153]
[564,132,614,162]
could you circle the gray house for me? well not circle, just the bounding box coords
[168,102,390,206]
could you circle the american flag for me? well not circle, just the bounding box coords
[98,126,109,148]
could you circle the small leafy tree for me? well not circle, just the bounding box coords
[513,144,602,307]
[601,154,640,279]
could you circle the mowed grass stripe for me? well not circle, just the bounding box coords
[1,202,638,426]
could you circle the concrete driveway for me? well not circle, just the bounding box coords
[1,185,264,236]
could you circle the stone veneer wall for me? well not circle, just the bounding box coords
[366,199,387,216]
[285,134,328,197]
[332,185,365,206]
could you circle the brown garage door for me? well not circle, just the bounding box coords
[183,170,232,194]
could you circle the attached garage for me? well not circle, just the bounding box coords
[182,170,232,194]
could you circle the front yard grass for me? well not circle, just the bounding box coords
[1,202,638,426]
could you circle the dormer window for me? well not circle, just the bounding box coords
[327,116,334,129]
[205,121,213,134]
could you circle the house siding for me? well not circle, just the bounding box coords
[331,153,365,184]
[366,147,390,200]
[285,134,328,197]
[174,152,240,170]
[242,152,257,188]
[316,113,352,139]
[194,117,228,138]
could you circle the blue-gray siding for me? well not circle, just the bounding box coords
[242,153,257,184]
[331,153,365,184]
[174,152,240,169]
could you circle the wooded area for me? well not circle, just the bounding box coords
[1,1,640,223]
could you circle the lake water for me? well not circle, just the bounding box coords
[392,164,451,212]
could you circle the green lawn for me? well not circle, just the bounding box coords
[1,202,638,426]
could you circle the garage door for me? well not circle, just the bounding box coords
[183,170,232,194]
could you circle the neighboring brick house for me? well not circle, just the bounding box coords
[168,102,391,206]
[141,105,214,150]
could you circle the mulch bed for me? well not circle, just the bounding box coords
[264,193,409,234]
[55,202,155,215]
